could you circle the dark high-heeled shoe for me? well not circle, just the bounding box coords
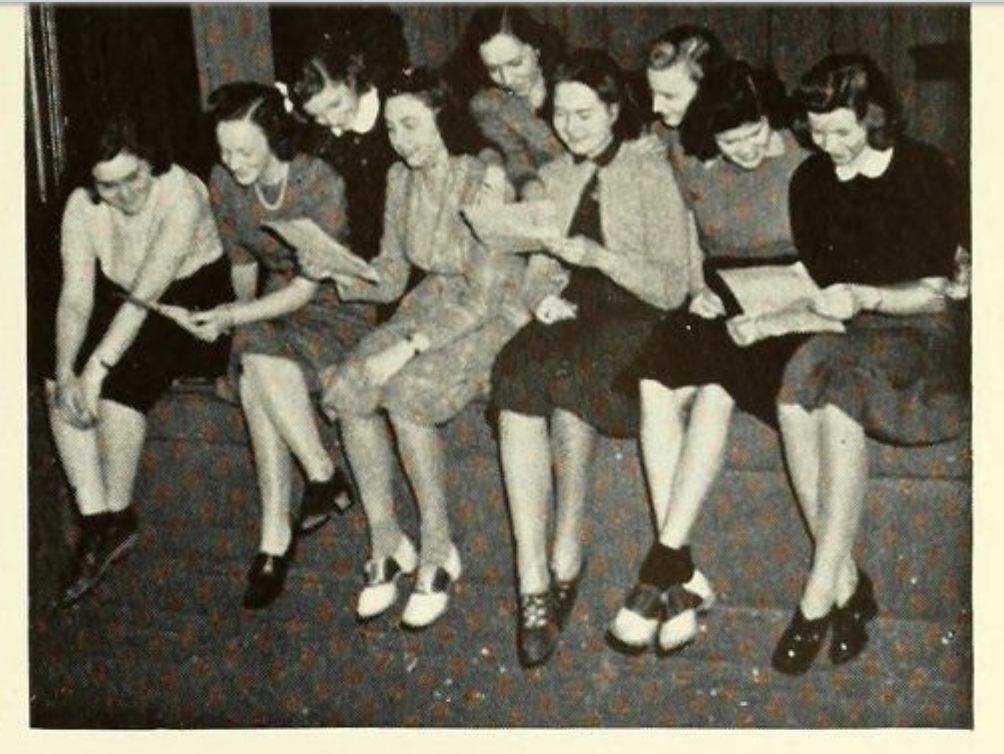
[517,592,559,668]
[552,561,586,631]
[296,469,354,536]
[771,606,833,676]
[829,569,879,666]
[242,539,296,610]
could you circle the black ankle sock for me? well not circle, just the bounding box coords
[79,512,111,541]
[107,507,136,527]
[639,543,694,590]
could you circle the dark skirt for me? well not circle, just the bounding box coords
[631,311,807,427]
[778,310,969,445]
[491,305,660,438]
[73,256,233,413]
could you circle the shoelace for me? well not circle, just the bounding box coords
[520,594,550,629]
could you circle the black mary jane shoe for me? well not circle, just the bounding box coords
[517,592,560,668]
[771,606,833,676]
[552,561,586,631]
[829,569,879,666]
[296,469,354,536]
[242,540,296,610]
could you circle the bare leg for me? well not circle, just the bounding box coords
[96,399,147,514]
[340,414,403,559]
[390,415,452,566]
[653,384,733,548]
[639,381,692,531]
[48,383,107,516]
[499,410,552,595]
[798,404,869,618]
[550,409,596,581]
[778,403,858,605]
[242,354,334,482]
[240,370,293,556]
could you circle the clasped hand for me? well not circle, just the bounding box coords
[160,304,231,343]
[52,360,106,429]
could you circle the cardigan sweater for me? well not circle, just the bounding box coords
[522,144,691,313]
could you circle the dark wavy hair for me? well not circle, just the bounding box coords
[207,82,298,161]
[450,5,564,97]
[290,43,375,114]
[73,110,172,204]
[794,53,903,149]
[681,60,798,160]
[383,67,490,157]
[551,49,643,143]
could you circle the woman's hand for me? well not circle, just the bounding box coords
[811,284,881,321]
[544,235,600,268]
[76,358,110,425]
[186,306,234,343]
[520,178,547,202]
[479,164,508,205]
[362,338,418,388]
[689,287,726,319]
[51,375,96,429]
[726,314,763,347]
[534,294,577,325]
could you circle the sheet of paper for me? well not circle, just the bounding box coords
[262,217,379,282]
[716,261,822,316]
[462,200,562,253]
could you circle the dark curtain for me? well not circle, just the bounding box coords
[270,4,410,84]
[54,5,210,178]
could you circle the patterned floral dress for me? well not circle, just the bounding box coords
[324,155,529,426]
[209,154,374,394]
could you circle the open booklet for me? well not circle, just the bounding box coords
[461,200,562,253]
[714,260,846,333]
[262,218,380,283]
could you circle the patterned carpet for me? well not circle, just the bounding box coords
[27,385,972,728]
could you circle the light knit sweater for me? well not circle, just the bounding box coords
[522,145,692,313]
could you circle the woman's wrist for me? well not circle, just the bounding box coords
[852,285,883,313]
[85,354,113,376]
[220,302,239,330]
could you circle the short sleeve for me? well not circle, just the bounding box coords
[209,165,256,266]
[60,189,98,268]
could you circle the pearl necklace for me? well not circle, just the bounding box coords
[253,163,290,211]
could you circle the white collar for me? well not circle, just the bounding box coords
[332,88,381,137]
[835,145,894,182]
